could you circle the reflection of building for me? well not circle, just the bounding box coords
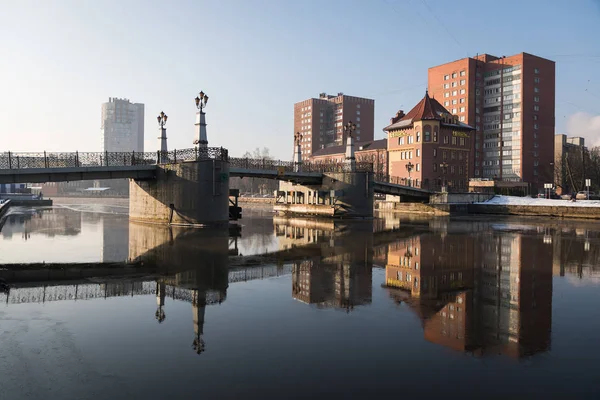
[294,93,375,158]
[101,216,129,262]
[385,232,553,358]
[1,209,81,239]
[292,259,372,311]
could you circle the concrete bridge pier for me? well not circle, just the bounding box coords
[129,158,229,226]
[275,171,374,218]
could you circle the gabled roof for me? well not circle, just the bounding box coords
[384,91,459,131]
[311,138,387,158]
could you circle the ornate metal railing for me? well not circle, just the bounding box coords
[229,158,374,173]
[0,147,229,169]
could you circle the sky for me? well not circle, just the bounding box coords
[2,0,600,159]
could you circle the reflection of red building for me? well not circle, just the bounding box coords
[385,232,553,358]
[293,258,372,311]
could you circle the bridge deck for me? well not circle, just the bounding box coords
[0,165,157,184]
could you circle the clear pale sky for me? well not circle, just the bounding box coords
[2,0,600,159]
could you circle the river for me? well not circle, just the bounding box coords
[1,199,599,399]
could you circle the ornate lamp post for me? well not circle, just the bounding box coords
[440,162,449,192]
[406,161,414,186]
[193,91,209,149]
[344,121,357,171]
[293,131,303,172]
[157,111,168,164]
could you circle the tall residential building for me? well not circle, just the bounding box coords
[294,93,374,159]
[100,97,145,153]
[428,53,555,192]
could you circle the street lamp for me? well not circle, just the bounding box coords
[194,90,209,147]
[195,91,209,112]
[440,162,448,192]
[157,111,168,164]
[406,162,414,187]
[343,121,357,138]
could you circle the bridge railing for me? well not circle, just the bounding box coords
[229,158,374,173]
[0,147,229,169]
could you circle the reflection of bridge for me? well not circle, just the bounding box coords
[0,264,294,305]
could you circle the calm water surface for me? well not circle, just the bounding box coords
[1,200,600,399]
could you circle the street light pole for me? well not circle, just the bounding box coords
[343,121,357,172]
[406,161,414,187]
[157,111,168,164]
[194,91,209,149]
[440,162,448,192]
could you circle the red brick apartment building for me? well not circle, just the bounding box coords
[310,138,388,177]
[294,93,374,158]
[384,92,475,191]
[428,53,555,192]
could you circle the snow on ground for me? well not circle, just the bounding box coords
[476,195,600,207]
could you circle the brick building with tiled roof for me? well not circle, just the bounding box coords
[384,91,474,191]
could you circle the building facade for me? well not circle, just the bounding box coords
[384,92,474,191]
[554,134,588,194]
[294,93,374,158]
[428,53,555,192]
[101,97,145,153]
[310,138,388,177]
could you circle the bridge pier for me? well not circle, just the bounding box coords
[129,158,230,226]
[274,171,374,218]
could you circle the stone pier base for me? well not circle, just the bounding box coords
[129,160,229,226]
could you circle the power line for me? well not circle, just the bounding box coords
[421,0,464,54]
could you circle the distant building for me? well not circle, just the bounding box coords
[310,138,388,177]
[428,53,555,192]
[101,97,145,153]
[384,92,474,191]
[554,134,588,194]
[0,183,26,194]
[294,93,374,158]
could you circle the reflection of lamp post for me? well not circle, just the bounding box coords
[193,91,209,148]
[440,162,448,192]
[406,162,414,186]
[157,111,168,164]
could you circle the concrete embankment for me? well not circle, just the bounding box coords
[238,197,274,204]
[468,204,600,219]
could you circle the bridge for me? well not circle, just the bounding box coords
[0,148,431,222]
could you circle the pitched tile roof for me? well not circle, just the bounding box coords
[384,91,455,131]
[311,138,387,158]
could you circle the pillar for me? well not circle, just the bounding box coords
[194,111,208,149]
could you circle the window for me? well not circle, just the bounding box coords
[416,131,421,142]
[433,163,438,172]
[452,90,458,96]
[460,79,466,85]
[534,123,539,129]
[458,151,463,160]
[534,105,540,111]
[460,98,465,103]
[534,68,540,74]
[534,87,539,93]
[460,89,466,95]
[408,135,414,144]
[443,150,448,160]
[433,128,438,142]
[452,136,457,145]
[444,135,449,144]
[450,165,456,174]
[533,114,538,120]
[451,151,456,160]
[425,130,431,142]
[444,75,450,80]
[459,116,465,121]
[445,92,450,98]
[534,96,540,102]
[357,104,360,108]
[444,101,449,106]
[452,108,457,114]
[534,77,540,83]
[452,72,457,78]
[398,137,404,145]
[416,163,420,172]
[356,110,360,115]
[444,83,450,89]
[460,107,465,113]
[460,70,466,76]
[416,148,420,157]
[452,81,457,88]
[460,137,465,146]
[357,117,361,121]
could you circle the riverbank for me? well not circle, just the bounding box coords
[471,195,600,219]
